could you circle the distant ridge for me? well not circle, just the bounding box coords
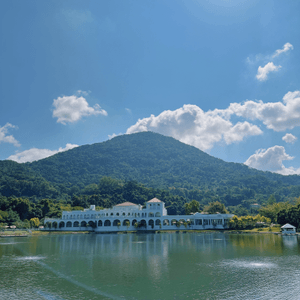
[2,132,300,202]
[28,131,300,189]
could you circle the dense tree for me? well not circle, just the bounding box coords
[203,201,228,214]
[259,202,291,223]
[30,217,40,228]
[184,200,201,215]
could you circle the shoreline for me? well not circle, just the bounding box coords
[0,228,287,237]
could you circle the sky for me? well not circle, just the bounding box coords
[1,0,300,175]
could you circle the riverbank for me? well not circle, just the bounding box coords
[0,225,283,237]
[0,230,90,237]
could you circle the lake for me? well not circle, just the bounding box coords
[1,232,300,299]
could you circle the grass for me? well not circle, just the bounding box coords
[0,230,29,236]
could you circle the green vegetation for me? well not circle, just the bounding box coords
[2,132,300,209]
[1,132,300,229]
[229,215,271,230]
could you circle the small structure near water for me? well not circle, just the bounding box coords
[281,223,296,235]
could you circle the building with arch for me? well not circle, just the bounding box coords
[44,198,233,232]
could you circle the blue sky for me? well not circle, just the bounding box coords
[1,0,300,175]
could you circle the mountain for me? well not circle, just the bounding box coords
[26,132,300,199]
[2,132,300,205]
[0,160,58,198]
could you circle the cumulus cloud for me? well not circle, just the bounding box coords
[282,133,297,144]
[256,62,281,81]
[52,95,107,124]
[126,105,262,151]
[245,146,292,172]
[108,133,122,140]
[272,42,294,58]
[7,143,78,163]
[0,123,20,147]
[228,90,300,131]
[245,146,300,175]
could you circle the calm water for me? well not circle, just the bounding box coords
[1,232,300,300]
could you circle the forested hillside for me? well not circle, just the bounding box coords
[1,132,300,213]
[27,132,300,203]
[0,160,59,198]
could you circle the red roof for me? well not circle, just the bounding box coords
[115,202,137,207]
[147,198,162,203]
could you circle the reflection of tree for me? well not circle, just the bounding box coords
[229,234,283,254]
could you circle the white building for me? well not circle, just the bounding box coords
[44,198,234,232]
[281,223,296,235]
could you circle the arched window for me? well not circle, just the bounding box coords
[52,222,58,229]
[122,212,126,216]
[163,219,169,226]
[113,219,121,227]
[148,219,154,227]
[132,219,137,227]
[98,220,103,226]
[111,213,114,216]
[74,221,79,227]
[104,220,111,226]
[123,219,130,227]
[155,219,161,226]
[139,219,147,228]
[149,212,154,217]
[155,212,161,217]
[116,213,119,216]
[66,221,72,227]
[81,221,87,227]
[59,221,65,228]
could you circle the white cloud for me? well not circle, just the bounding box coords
[125,108,132,114]
[256,62,281,81]
[228,90,300,131]
[108,133,122,140]
[76,90,90,97]
[126,105,262,151]
[0,123,20,147]
[223,122,262,144]
[52,95,107,124]
[272,42,294,58]
[7,143,78,163]
[282,133,297,144]
[244,146,298,175]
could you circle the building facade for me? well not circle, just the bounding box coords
[44,198,234,232]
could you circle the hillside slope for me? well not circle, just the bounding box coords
[0,160,58,198]
[28,132,300,194]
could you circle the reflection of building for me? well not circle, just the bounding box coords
[281,223,296,235]
[44,198,234,232]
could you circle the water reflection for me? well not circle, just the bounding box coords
[281,235,298,249]
[1,233,300,300]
